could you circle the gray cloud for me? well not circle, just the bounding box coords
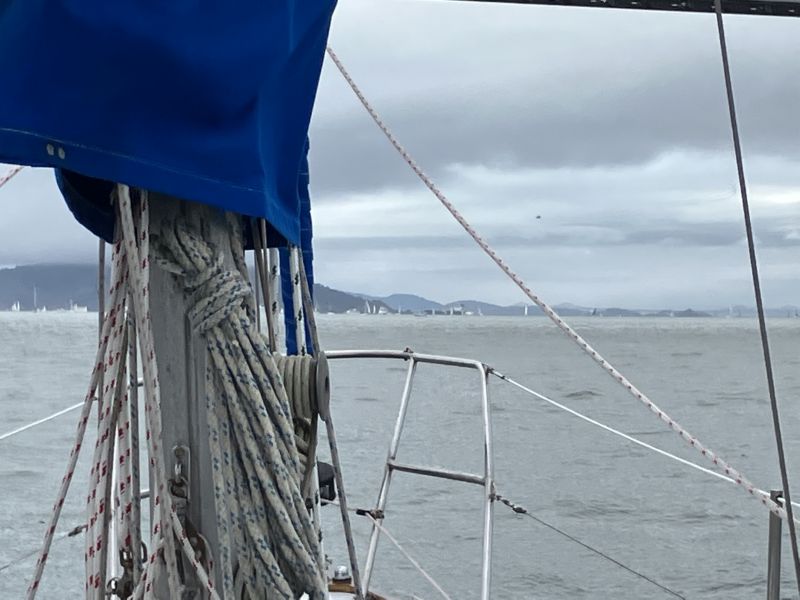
[0,167,96,265]
[311,1,800,194]
[2,1,799,308]
[315,218,800,253]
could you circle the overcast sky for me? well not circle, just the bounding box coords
[1,0,799,308]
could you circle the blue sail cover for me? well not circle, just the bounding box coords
[0,1,336,247]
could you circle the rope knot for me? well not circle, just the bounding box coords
[153,224,251,333]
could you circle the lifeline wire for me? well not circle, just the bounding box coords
[493,370,800,508]
[0,402,84,441]
[0,525,86,574]
[713,0,800,592]
[0,380,144,443]
[326,46,789,522]
[494,494,686,599]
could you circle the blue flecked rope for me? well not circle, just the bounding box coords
[154,218,326,599]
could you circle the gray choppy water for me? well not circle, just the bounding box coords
[2,313,800,599]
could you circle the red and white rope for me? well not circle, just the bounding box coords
[117,186,220,600]
[325,46,789,522]
[0,164,23,189]
[85,241,130,595]
[28,187,218,598]
[26,251,128,597]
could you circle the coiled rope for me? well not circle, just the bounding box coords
[273,354,319,484]
[152,209,326,599]
[325,46,791,524]
[15,179,327,598]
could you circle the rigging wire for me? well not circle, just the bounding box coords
[0,379,144,443]
[494,372,739,482]
[325,45,789,522]
[0,402,84,442]
[363,513,454,600]
[713,0,800,592]
[0,525,86,575]
[492,370,800,509]
[330,499,454,600]
[493,493,686,599]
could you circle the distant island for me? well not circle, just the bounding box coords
[1,264,798,318]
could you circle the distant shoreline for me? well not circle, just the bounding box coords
[1,265,797,318]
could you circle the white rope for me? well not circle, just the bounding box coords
[125,309,144,585]
[325,46,789,523]
[0,402,84,441]
[269,248,281,346]
[289,245,307,356]
[116,191,181,599]
[117,187,219,600]
[85,282,130,596]
[26,245,129,598]
[152,210,326,598]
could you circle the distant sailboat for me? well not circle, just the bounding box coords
[33,286,47,312]
[69,300,88,313]
[10,301,20,312]
[33,285,37,311]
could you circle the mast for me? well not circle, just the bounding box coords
[146,196,228,593]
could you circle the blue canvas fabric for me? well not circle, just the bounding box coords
[0,1,336,247]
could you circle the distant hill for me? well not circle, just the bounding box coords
[0,264,797,317]
[371,293,443,313]
[314,284,393,314]
[0,264,105,311]
[601,307,643,317]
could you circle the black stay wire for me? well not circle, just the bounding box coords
[713,0,800,594]
[494,494,686,599]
